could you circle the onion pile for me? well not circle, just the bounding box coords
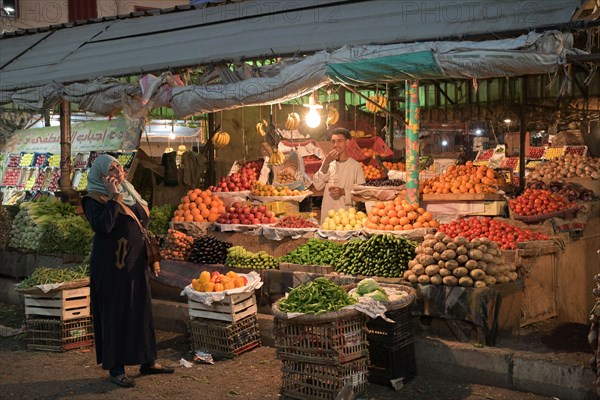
[528,154,599,180]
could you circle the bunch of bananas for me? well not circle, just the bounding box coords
[255,119,269,137]
[365,94,388,113]
[211,131,231,148]
[326,106,340,125]
[284,112,301,130]
[269,150,285,166]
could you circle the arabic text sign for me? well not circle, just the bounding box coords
[2,118,140,155]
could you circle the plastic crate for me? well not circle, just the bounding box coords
[188,314,261,358]
[280,356,368,400]
[24,287,91,321]
[274,313,368,365]
[368,337,417,386]
[25,316,94,352]
[366,305,414,347]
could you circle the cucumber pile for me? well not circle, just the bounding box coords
[334,234,416,277]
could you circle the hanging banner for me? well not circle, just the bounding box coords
[2,118,141,155]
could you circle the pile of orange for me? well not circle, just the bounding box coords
[362,163,385,180]
[172,189,226,223]
[420,161,502,195]
[382,161,405,171]
[364,198,440,231]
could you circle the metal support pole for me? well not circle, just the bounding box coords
[405,81,420,205]
[519,77,527,193]
[59,100,72,192]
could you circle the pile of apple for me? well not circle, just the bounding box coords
[216,202,278,225]
[509,188,576,217]
[273,215,319,229]
[321,207,367,231]
[2,168,20,186]
[208,159,263,192]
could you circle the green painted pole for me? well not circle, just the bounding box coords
[405,81,420,205]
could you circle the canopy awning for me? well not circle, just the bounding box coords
[0,0,582,92]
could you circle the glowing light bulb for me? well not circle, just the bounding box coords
[475,129,482,135]
[442,140,448,146]
[306,108,321,128]
[169,133,176,140]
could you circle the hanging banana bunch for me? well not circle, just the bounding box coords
[269,149,285,166]
[211,131,231,148]
[365,94,388,113]
[326,106,340,125]
[284,112,300,130]
[255,119,269,137]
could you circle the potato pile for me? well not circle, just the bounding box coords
[403,232,517,287]
[528,153,599,180]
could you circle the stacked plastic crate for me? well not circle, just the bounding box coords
[273,307,369,400]
[366,285,418,387]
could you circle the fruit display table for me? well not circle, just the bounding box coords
[412,280,524,346]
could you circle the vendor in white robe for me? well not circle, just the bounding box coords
[313,128,366,223]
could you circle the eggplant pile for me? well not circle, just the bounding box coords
[527,180,594,202]
[187,235,233,265]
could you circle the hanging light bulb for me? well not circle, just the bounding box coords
[169,132,176,140]
[303,92,323,128]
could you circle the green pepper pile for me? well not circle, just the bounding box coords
[279,238,343,266]
[277,277,356,314]
[335,234,416,277]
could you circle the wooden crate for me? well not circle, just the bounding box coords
[188,291,257,322]
[25,316,94,352]
[24,287,90,321]
[188,314,261,358]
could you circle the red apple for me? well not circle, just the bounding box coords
[258,205,267,213]
[243,207,251,215]
[270,216,278,223]
[265,210,273,218]
[252,219,260,224]
[255,212,263,220]
[232,218,240,224]
[261,217,270,224]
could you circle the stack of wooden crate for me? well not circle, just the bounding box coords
[187,290,261,358]
[23,286,94,352]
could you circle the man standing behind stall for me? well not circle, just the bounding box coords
[313,128,365,223]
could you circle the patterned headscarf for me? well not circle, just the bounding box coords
[87,154,147,207]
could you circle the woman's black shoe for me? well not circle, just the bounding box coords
[109,374,135,388]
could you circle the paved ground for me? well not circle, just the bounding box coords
[0,302,566,399]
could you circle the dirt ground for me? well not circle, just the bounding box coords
[0,303,568,400]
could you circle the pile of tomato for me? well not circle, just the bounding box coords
[438,217,549,250]
[509,188,576,217]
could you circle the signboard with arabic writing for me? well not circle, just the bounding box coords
[2,118,141,155]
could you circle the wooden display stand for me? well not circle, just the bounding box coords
[421,193,507,217]
[188,291,257,322]
[24,287,91,321]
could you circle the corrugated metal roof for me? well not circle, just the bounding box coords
[0,0,582,92]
